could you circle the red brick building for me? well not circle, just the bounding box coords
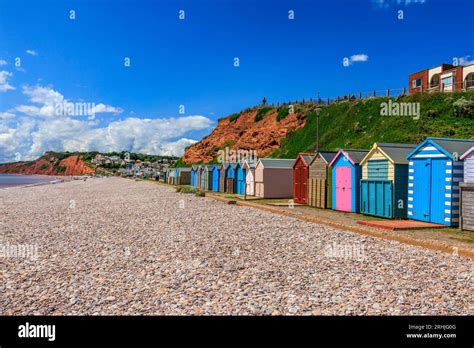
[409,63,474,94]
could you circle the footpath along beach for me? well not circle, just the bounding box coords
[0,177,472,315]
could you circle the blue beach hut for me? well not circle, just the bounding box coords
[406,137,474,226]
[212,164,221,192]
[235,162,246,195]
[191,165,198,187]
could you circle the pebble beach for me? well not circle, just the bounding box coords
[0,177,472,315]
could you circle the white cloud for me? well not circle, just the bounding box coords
[459,55,474,66]
[0,115,212,162]
[0,84,214,162]
[0,112,15,119]
[372,0,426,7]
[0,70,15,92]
[0,60,7,66]
[26,49,38,56]
[350,54,369,63]
[89,103,123,114]
[15,85,123,118]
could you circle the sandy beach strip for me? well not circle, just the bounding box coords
[0,177,472,315]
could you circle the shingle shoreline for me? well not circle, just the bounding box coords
[0,178,472,315]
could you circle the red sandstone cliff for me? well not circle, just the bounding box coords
[0,153,95,176]
[182,107,308,164]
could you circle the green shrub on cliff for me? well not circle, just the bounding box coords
[254,107,272,122]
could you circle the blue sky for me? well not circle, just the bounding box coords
[0,0,473,162]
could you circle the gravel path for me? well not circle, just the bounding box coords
[0,178,472,315]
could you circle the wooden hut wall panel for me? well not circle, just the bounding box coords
[360,180,393,218]
[262,168,293,198]
[460,148,474,231]
[463,149,474,183]
[362,149,394,180]
[308,178,326,208]
[367,160,390,180]
[460,184,474,231]
[179,171,191,186]
[309,157,327,179]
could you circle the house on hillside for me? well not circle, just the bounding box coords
[409,63,474,94]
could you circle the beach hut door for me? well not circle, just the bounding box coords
[412,159,431,222]
[430,159,447,224]
[336,167,352,211]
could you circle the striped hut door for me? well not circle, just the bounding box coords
[430,159,448,225]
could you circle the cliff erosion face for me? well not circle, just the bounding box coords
[0,153,95,176]
[182,108,307,164]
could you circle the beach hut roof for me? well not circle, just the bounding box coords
[293,153,316,169]
[191,165,199,170]
[313,151,337,164]
[179,167,191,172]
[212,164,223,170]
[302,153,316,165]
[257,158,295,169]
[360,143,417,165]
[242,160,257,169]
[406,137,474,160]
[329,149,369,167]
[460,147,474,160]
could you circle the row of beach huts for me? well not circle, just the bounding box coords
[163,137,474,231]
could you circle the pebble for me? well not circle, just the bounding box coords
[0,178,472,315]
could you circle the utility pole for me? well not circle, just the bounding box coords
[316,108,320,152]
